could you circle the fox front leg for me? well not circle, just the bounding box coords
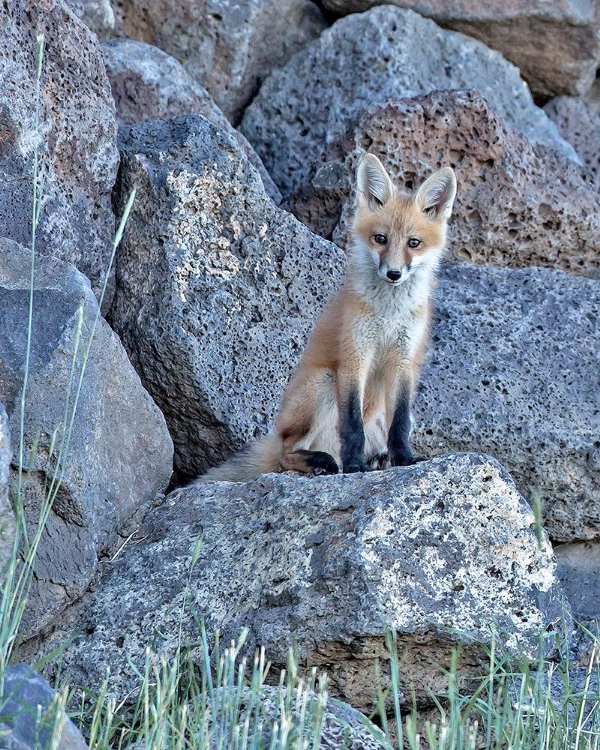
[336,359,372,474]
[387,379,419,467]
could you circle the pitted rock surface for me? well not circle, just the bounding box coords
[320,0,600,100]
[288,91,600,276]
[0,237,173,637]
[414,263,600,543]
[100,39,280,203]
[0,403,14,583]
[109,115,344,480]
[544,96,600,194]
[38,454,565,711]
[108,0,327,123]
[240,6,576,199]
[0,0,119,303]
[67,0,115,37]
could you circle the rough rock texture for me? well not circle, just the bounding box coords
[0,664,89,749]
[0,403,14,582]
[39,454,566,711]
[320,0,600,100]
[288,91,600,276]
[413,264,600,543]
[0,237,173,638]
[0,0,119,303]
[109,115,344,480]
[544,96,600,192]
[240,6,577,199]
[555,542,600,618]
[109,0,327,123]
[100,39,280,203]
[67,0,115,37]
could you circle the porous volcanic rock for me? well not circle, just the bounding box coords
[0,237,173,637]
[320,0,600,100]
[0,404,14,583]
[554,541,600,619]
[100,38,280,202]
[544,96,600,193]
[413,263,600,543]
[40,454,566,711]
[67,0,115,37]
[0,0,119,303]
[109,115,344,480]
[240,6,576,198]
[288,91,600,276]
[109,0,327,123]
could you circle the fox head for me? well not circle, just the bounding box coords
[352,154,456,285]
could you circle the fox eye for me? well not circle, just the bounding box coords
[373,234,387,245]
[407,238,421,249]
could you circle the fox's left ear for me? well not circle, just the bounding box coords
[357,154,394,208]
[415,167,457,220]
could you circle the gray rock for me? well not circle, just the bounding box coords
[0,664,89,749]
[100,39,281,203]
[555,542,600,618]
[288,91,600,277]
[0,0,119,305]
[413,264,600,543]
[240,6,577,198]
[40,453,566,711]
[320,0,600,101]
[67,0,115,37]
[109,0,327,123]
[0,403,14,584]
[109,115,344,479]
[0,237,173,638]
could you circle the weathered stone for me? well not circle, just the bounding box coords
[240,6,577,199]
[544,96,600,193]
[67,0,115,37]
[109,115,344,480]
[0,664,89,750]
[0,403,14,583]
[0,0,119,304]
[39,454,566,711]
[100,38,281,203]
[555,542,600,618]
[288,91,600,276]
[320,0,600,100]
[0,237,173,637]
[109,0,327,123]
[413,264,600,543]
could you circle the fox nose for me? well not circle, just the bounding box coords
[386,269,402,282]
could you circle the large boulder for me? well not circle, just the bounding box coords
[38,454,566,711]
[0,403,14,582]
[544,96,600,193]
[320,0,600,101]
[0,237,173,638]
[109,115,344,480]
[109,0,327,123]
[288,91,600,276]
[0,0,119,303]
[240,6,577,199]
[100,38,281,203]
[413,263,600,543]
[67,0,115,37]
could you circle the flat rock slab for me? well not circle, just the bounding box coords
[42,453,565,712]
[100,38,281,203]
[108,0,327,123]
[240,5,576,199]
[109,115,344,479]
[413,263,600,543]
[321,0,600,100]
[0,0,119,303]
[288,90,600,277]
[0,237,173,638]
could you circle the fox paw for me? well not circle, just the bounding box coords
[368,452,391,470]
[344,461,373,474]
[307,451,339,476]
[392,454,426,467]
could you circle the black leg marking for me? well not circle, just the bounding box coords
[388,381,416,466]
[302,450,339,476]
[339,387,370,473]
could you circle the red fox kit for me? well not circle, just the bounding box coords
[198,154,456,482]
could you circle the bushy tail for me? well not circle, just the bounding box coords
[194,435,282,483]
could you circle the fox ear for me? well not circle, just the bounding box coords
[357,154,394,208]
[415,167,457,220]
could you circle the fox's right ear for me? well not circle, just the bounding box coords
[357,154,394,208]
